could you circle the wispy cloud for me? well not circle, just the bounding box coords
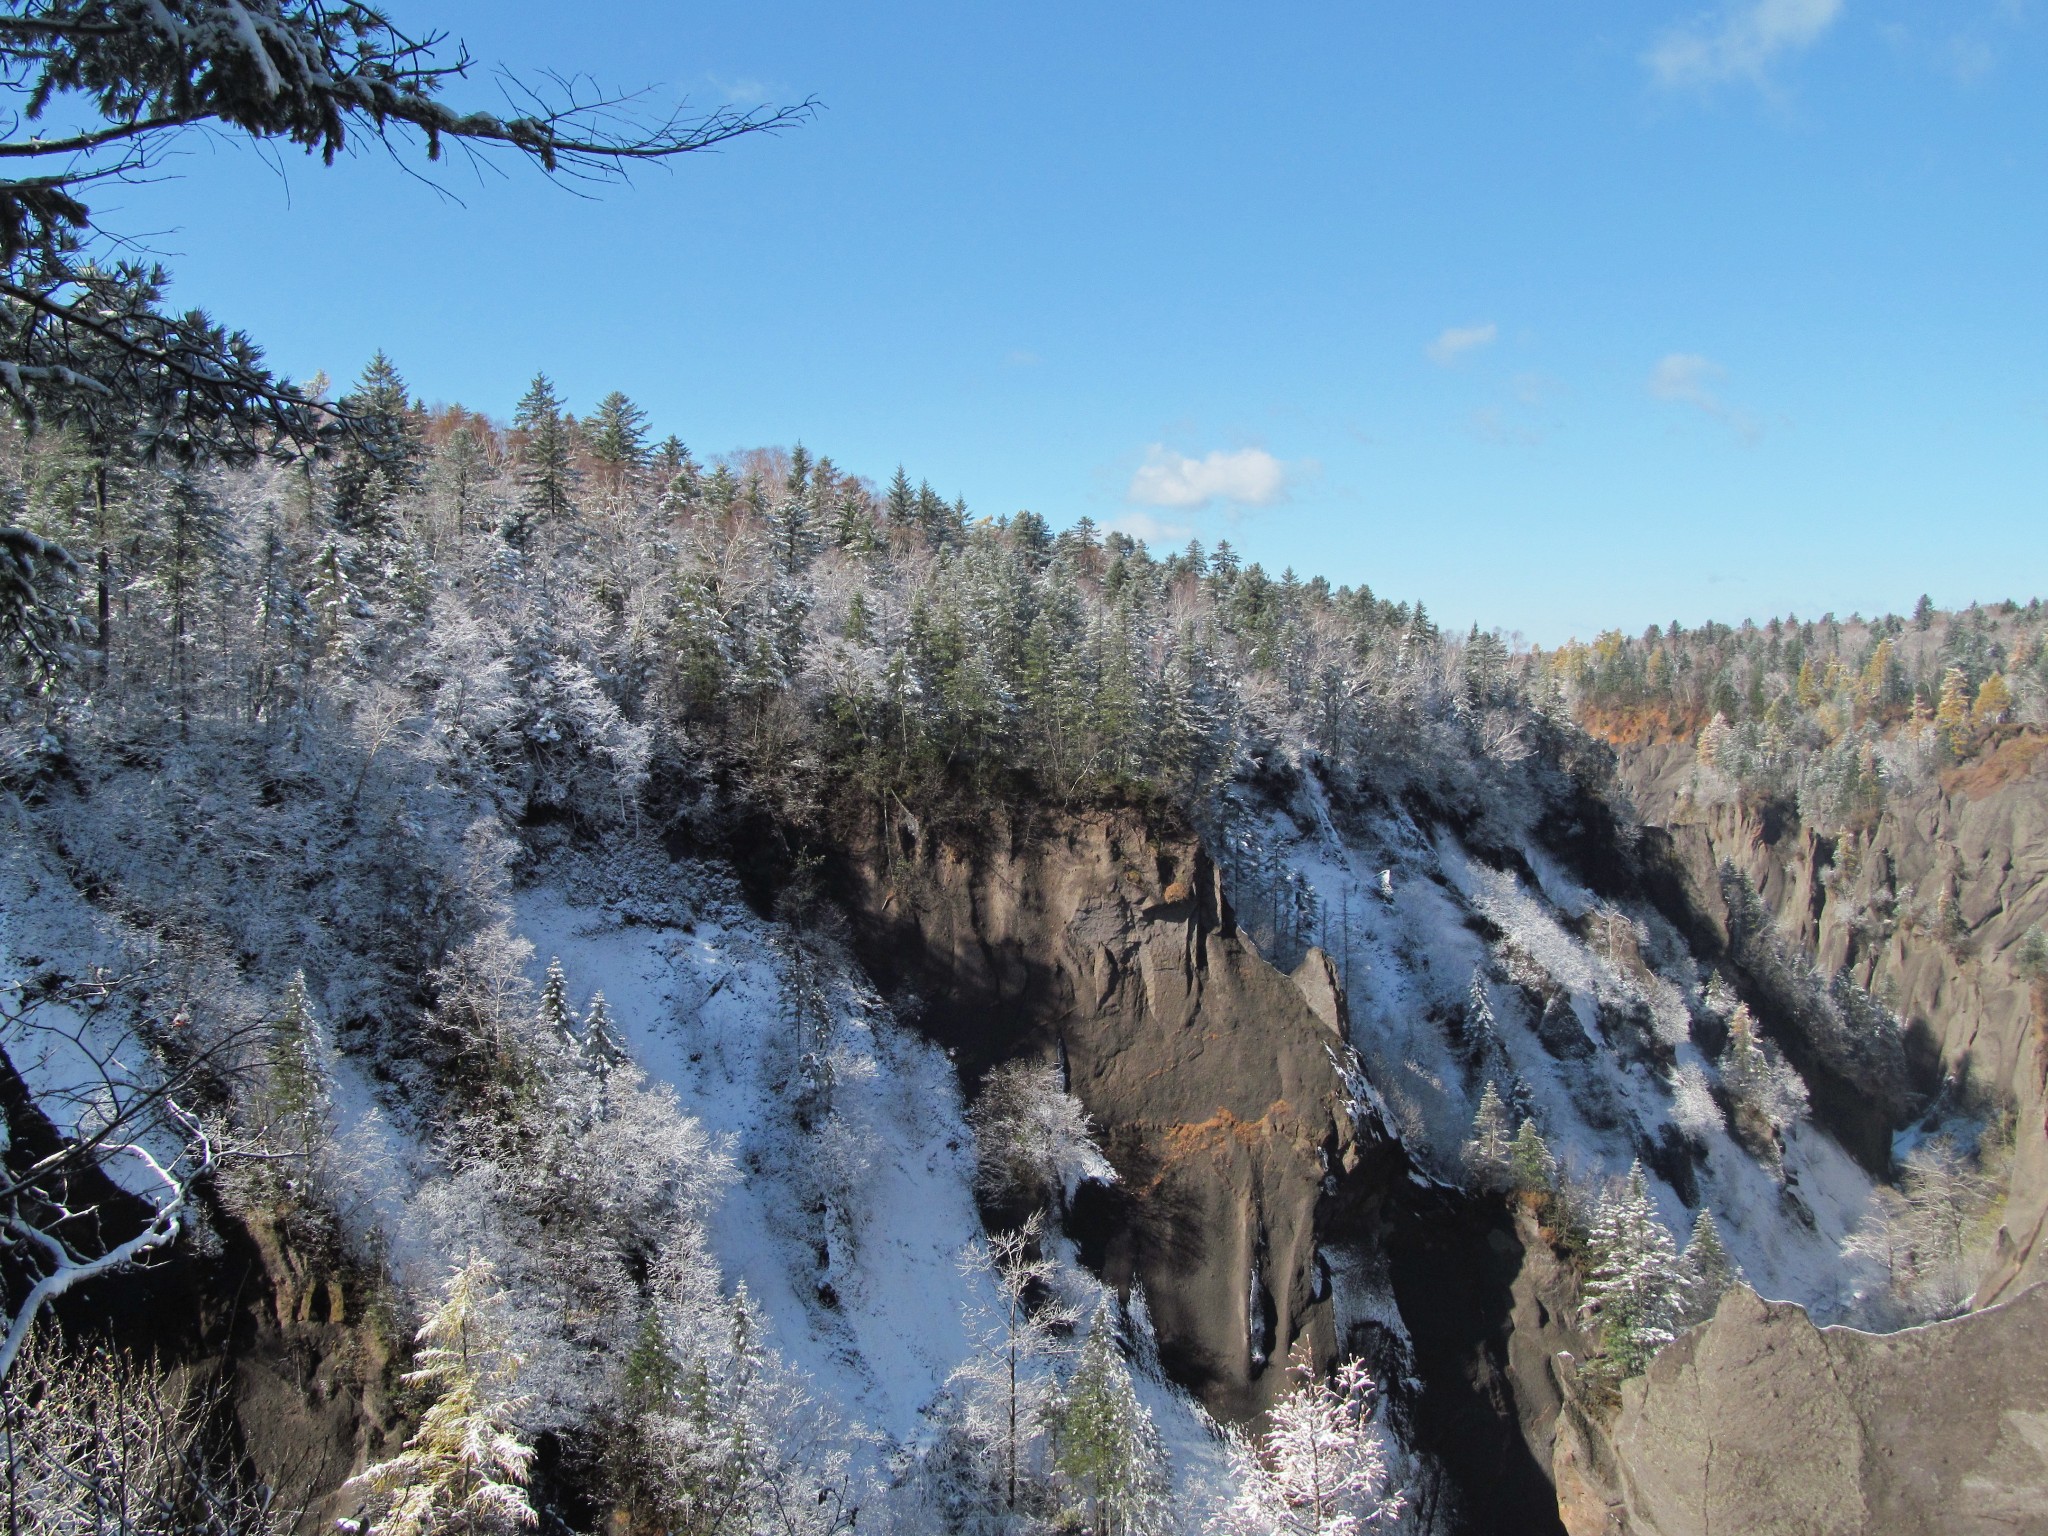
[1427,322,1498,366]
[1127,445,1290,509]
[1648,0,1844,88]
[1106,509,1195,545]
[1648,353,1762,440]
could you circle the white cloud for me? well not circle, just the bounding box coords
[1648,0,1844,88]
[1648,352,1762,439]
[1427,322,1498,366]
[1126,445,1289,509]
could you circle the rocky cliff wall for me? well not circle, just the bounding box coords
[836,804,1364,1420]
[832,802,1577,1532]
[1553,1281,2048,1536]
[1615,737,2048,1299]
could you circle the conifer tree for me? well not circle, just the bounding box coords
[1581,1162,1683,1380]
[434,419,493,536]
[1934,665,1974,750]
[832,482,879,554]
[354,1257,536,1536]
[1509,1120,1557,1197]
[583,990,628,1075]
[1462,1082,1513,1192]
[1973,672,2013,723]
[1049,1297,1172,1536]
[1718,1004,1808,1153]
[332,351,425,538]
[704,463,740,516]
[539,957,578,1048]
[885,466,916,530]
[653,434,693,490]
[1677,1207,1739,1325]
[587,391,651,488]
[509,373,576,542]
[1462,972,1501,1067]
[1212,1338,1402,1536]
[265,970,330,1172]
[767,494,819,575]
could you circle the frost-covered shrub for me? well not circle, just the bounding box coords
[1842,1129,2008,1323]
[1210,1338,1403,1536]
[1666,1060,1724,1142]
[966,1059,1113,1217]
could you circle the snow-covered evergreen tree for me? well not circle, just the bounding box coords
[1047,1297,1173,1536]
[1718,1003,1809,1159]
[1581,1162,1684,1380]
[353,1257,537,1536]
[1677,1207,1739,1326]
[263,970,331,1174]
[538,957,577,1049]
[1211,1338,1402,1536]
[582,989,628,1074]
[509,373,576,541]
[1462,1081,1514,1191]
[1509,1119,1557,1198]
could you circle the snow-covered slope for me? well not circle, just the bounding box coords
[509,858,1237,1512]
[1239,769,1877,1318]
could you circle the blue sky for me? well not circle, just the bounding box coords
[116,1,2047,643]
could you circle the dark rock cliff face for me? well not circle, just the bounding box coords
[834,804,1569,1533]
[837,804,1362,1420]
[1614,738,2048,1300]
[1553,1281,2048,1536]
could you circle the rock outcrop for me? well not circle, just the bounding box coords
[840,804,1366,1419]
[1553,1281,2048,1536]
[1615,735,2048,1297]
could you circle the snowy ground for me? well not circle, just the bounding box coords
[1249,772,1879,1319]
[513,874,1235,1505]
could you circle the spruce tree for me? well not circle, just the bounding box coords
[353,1257,535,1536]
[1509,1120,1557,1197]
[509,372,576,542]
[885,466,916,530]
[1049,1297,1172,1536]
[832,483,878,554]
[539,957,578,1048]
[331,351,425,538]
[1678,1207,1739,1325]
[767,495,818,575]
[586,390,651,487]
[653,434,693,491]
[1462,1082,1513,1192]
[265,971,330,1173]
[583,990,628,1074]
[704,464,740,516]
[1582,1162,1684,1380]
